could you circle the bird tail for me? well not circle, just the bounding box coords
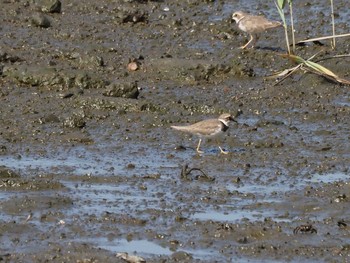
[171,125,189,132]
[267,21,282,29]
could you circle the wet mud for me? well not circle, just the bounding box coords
[0,0,349,262]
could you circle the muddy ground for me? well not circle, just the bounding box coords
[0,0,349,262]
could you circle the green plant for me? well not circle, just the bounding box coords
[330,0,335,48]
[272,0,350,85]
[268,52,350,85]
[275,0,291,54]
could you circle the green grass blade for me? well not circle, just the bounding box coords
[283,54,337,77]
[276,53,350,86]
[277,0,287,9]
[304,61,337,77]
[275,1,286,23]
[282,54,305,64]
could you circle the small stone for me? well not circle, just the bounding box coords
[103,81,139,99]
[232,176,241,183]
[116,253,145,263]
[0,166,20,178]
[40,114,60,124]
[39,0,62,13]
[127,61,139,71]
[171,251,193,261]
[31,13,51,28]
[63,114,86,128]
[126,163,136,169]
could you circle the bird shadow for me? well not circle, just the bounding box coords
[174,145,245,155]
[235,45,286,53]
[252,46,285,52]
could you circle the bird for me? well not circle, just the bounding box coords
[171,113,237,154]
[231,11,282,49]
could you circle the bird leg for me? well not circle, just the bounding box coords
[250,34,258,48]
[196,139,204,154]
[240,34,254,49]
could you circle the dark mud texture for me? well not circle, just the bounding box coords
[0,0,350,262]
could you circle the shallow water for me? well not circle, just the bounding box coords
[0,138,348,260]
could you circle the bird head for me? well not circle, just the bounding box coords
[232,11,246,24]
[219,113,237,126]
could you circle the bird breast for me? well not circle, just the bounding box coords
[238,21,248,33]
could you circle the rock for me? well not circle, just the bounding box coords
[127,61,139,71]
[103,81,139,99]
[148,58,232,82]
[3,66,106,90]
[127,56,143,71]
[40,113,60,124]
[74,72,100,89]
[0,166,20,178]
[63,113,86,128]
[256,119,285,127]
[116,253,145,263]
[38,0,62,13]
[171,251,193,261]
[31,12,51,28]
[114,8,148,24]
[78,55,104,69]
[0,50,21,63]
[74,96,140,112]
[3,65,59,86]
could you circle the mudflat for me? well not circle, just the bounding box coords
[0,0,349,262]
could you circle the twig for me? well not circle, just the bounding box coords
[330,0,335,49]
[297,33,350,44]
[289,1,295,53]
[180,164,214,181]
[313,54,350,63]
[272,64,302,86]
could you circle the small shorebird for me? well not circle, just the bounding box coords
[171,113,236,154]
[232,11,282,49]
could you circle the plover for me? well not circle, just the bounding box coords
[171,113,236,154]
[232,11,282,49]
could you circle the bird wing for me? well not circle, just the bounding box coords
[171,119,222,136]
[188,119,222,136]
[243,15,281,33]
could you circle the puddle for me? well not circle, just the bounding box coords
[0,154,98,175]
[228,183,293,196]
[96,237,216,260]
[333,96,350,107]
[307,172,348,184]
[61,181,162,216]
[191,208,289,223]
[98,238,173,256]
[0,143,178,177]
